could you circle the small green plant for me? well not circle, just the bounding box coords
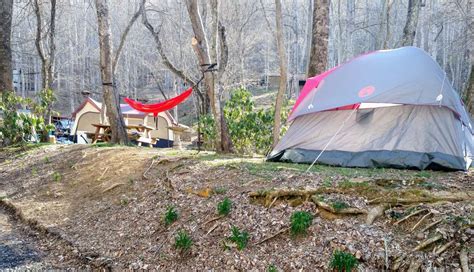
[338,180,369,189]
[290,211,313,236]
[267,264,278,272]
[174,230,192,252]
[164,206,178,226]
[329,250,358,272]
[322,178,332,187]
[212,186,228,194]
[31,167,38,176]
[229,226,249,250]
[120,197,129,206]
[52,171,61,182]
[44,156,50,163]
[331,201,349,212]
[415,171,432,178]
[217,197,232,216]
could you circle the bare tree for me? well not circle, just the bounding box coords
[33,0,57,91]
[185,0,233,152]
[0,0,13,92]
[94,0,129,144]
[400,0,422,46]
[307,0,329,76]
[271,0,288,147]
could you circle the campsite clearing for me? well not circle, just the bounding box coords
[0,145,472,270]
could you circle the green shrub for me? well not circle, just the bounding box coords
[222,88,292,154]
[229,226,249,250]
[0,91,55,146]
[164,206,178,226]
[329,250,358,272]
[174,230,192,252]
[290,211,313,236]
[217,197,232,216]
[192,88,294,154]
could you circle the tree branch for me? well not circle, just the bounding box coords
[112,3,143,74]
[140,0,196,86]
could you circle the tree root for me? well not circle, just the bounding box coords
[412,234,442,252]
[366,204,389,225]
[311,197,366,215]
[411,211,432,232]
[407,259,423,272]
[369,192,472,205]
[460,247,469,272]
[420,219,443,233]
[434,240,454,255]
[394,208,428,225]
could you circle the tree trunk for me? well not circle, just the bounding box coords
[307,0,329,76]
[95,0,129,144]
[400,0,421,46]
[33,0,57,124]
[0,0,13,92]
[272,0,288,147]
[186,0,233,153]
[465,62,474,115]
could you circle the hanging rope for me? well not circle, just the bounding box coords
[305,108,358,173]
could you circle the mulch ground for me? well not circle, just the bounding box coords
[0,145,472,270]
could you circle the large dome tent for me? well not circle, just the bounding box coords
[268,47,474,171]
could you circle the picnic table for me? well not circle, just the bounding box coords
[90,123,157,147]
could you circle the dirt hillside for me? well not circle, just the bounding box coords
[0,145,472,270]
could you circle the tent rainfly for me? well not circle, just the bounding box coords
[268,47,474,171]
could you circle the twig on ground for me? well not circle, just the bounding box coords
[395,208,428,225]
[97,167,109,181]
[407,259,423,272]
[101,183,125,194]
[383,236,391,270]
[434,240,454,255]
[256,227,289,245]
[142,158,156,179]
[411,211,433,232]
[202,215,224,226]
[268,196,278,209]
[421,219,444,233]
[206,222,220,235]
[460,247,469,272]
[412,234,442,252]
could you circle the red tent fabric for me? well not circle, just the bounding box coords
[124,87,193,116]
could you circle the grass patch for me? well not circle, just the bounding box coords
[229,226,249,250]
[418,181,445,190]
[331,201,349,212]
[338,180,370,189]
[290,211,313,237]
[52,172,61,182]
[212,186,228,194]
[415,171,432,178]
[164,206,178,226]
[92,142,118,148]
[174,230,192,252]
[330,250,358,272]
[217,197,232,216]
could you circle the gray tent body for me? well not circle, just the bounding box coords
[268,47,474,170]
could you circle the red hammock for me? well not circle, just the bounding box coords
[124,87,193,116]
